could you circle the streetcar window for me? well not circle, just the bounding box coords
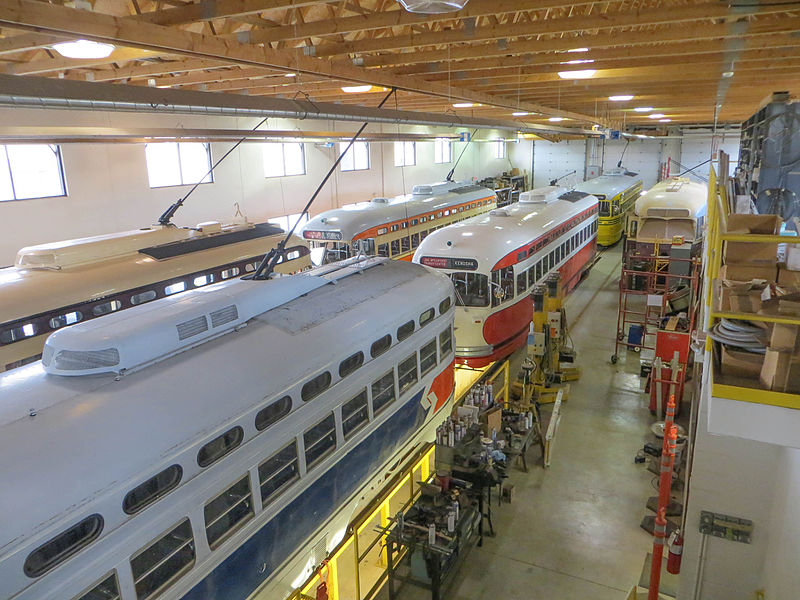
[420,216,427,223]
[74,572,119,600]
[491,266,514,307]
[411,219,419,226]
[536,261,543,281]
[123,465,183,515]
[1,322,36,343]
[197,426,243,467]
[390,239,400,256]
[371,370,396,415]
[390,224,399,232]
[193,274,214,287]
[377,227,388,235]
[221,267,240,279]
[204,475,253,549]
[528,266,536,287]
[258,441,299,505]
[131,290,157,305]
[401,236,411,253]
[420,339,438,376]
[401,222,408,229]
[444,210,450,216]
[131,519,194,600]
[371,334,392,358]
[304,413,336,469]
[419,308,435,327]
[164,281,186,296]
[517,271,527,295]
[378,244,389,257]
[440,325,453,356]
[398,353,418,393]
[339,351,364,378]
[255,395,292,430]
[449,272,489,307]
[411,232,420,248]
[517,250,526,261]
[420,230,428,240]
[458,206,464,212]
[397,320,415,342]
[549,251,556,268]
[436,212,443,218]
[439,297,451,314]
[301,372,331,402]
[342,389,369,439]
[92,300,122,316]
[24,514,104,578]
[49,311,82,330]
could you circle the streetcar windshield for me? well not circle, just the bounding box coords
[449,272,489,307]
[599,200,611,217]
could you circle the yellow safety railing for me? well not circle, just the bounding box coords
[286,443,436,600]
[705,165,800,409]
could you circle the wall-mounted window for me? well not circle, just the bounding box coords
[339,141,370,171]
[394,141,416,167]
[492,140,506,159]
[145,142,212,188]
[262,142,306,178]
[0,144,66,201]
[434,138,452,164]
[268,213,309,233]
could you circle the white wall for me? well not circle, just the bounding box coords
[763,447,800,599]
[0,107,530,265]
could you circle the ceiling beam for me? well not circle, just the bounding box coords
[0,0,603,124]
[6,48,159,75]
[0,31,64,55]
[137,0,339,26]
[68,58,234,82]
[247,0,594,44]
[308,3,782,58]
[355,19,800,68]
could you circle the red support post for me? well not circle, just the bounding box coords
[649,423,678,600]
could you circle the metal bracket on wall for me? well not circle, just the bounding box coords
[698,510,753,543]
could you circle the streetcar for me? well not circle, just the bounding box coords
[628,177,708,250]
[301,180,497,263]
[413,186,599,367]
[574,168,642,246]
[0,221,310,372]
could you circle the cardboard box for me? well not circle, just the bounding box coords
[480,405,502,437]
[760,348,800,393]
[720,263,777,283]
[724,214,782,265]
[720,346,764,379]
[770,323,800,350]
[779,266,800,287]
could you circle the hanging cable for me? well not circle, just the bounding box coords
[158,116,269,226]
[446,128,478,182]
[250,87,397,280]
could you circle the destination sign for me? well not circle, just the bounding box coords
[303,230,343,241]
[420,256,478,270]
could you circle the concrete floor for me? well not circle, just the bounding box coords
[389,244,659,599]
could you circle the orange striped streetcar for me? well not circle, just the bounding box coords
[301,181,497,263]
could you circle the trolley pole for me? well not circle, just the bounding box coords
[649,422,678,600]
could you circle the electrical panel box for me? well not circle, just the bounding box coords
[548,311,561,338]
[528,331,546,356]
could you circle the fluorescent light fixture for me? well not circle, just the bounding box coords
[285,73,297,77]
[453,102,475,108]
[659,118,672,122]
[396,0,470,14]
[341,85,373,93]
[512,111,529,116]
[548,117,565,122]
[561,59,594,65]
[568,47,589,53]
[633,106,654,112]
[648,113,666,119]
[609,95,634,102]
[722,71,734,78]
[52,39,114,59]
[557,69,596,79]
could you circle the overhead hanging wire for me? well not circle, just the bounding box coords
[250,87,397,280]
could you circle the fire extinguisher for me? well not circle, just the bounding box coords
[667,530,683,574]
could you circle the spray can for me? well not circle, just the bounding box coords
[447,510,456,533]
[428,523,436,545]
[452,501,459,521]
